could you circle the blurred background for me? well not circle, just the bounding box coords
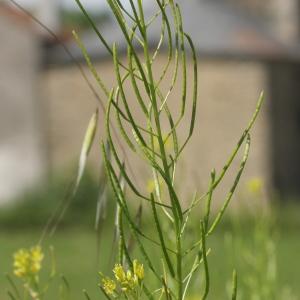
[0,0,300,299]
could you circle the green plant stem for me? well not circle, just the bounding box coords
[231,270,237,300]
[176,236,183,300]
[139,0,183,231]
[136,3,184,297]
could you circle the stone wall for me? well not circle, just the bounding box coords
[43,55,271,203]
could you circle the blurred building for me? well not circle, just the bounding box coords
[0,4,45,203]
[45,0,300,199]
[1,0,300,201]
[230,0,300,43]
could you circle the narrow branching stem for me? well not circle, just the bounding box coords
[176,236,183,300]
[231,270,238,300]
[7,1,265,300]
[141,2,183,232]
[207,134,251,236]
[150,194,175,277]
[200,222,209,300]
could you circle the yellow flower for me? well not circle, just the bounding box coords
[133,259,144,280]
[13,246,44,279]
[105,260,144,295]
[247,177,263,195]
[119,270,137,292]
[113,264,126,282]
[146,178,163,194]
[147,179,156,194]
[102,277,116,295]
[13,249,30,278]
[30,246,44,274]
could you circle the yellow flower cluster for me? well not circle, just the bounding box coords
[13,246,44,278]
[102,260,144,295]
[102,277,117,295]
[133,260,144,280]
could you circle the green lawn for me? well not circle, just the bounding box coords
[1,178,299,299]
[1,221,299,299]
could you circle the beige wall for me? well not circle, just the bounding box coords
[0,14,45,203]
[43,56,271,203]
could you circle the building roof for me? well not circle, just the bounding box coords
[46,0,300,65]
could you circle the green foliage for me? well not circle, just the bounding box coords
[70,0,263,299]
[5,0,268,299]
[223,183,298,300]
[0,170,102,229]
[2,211,300,300]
